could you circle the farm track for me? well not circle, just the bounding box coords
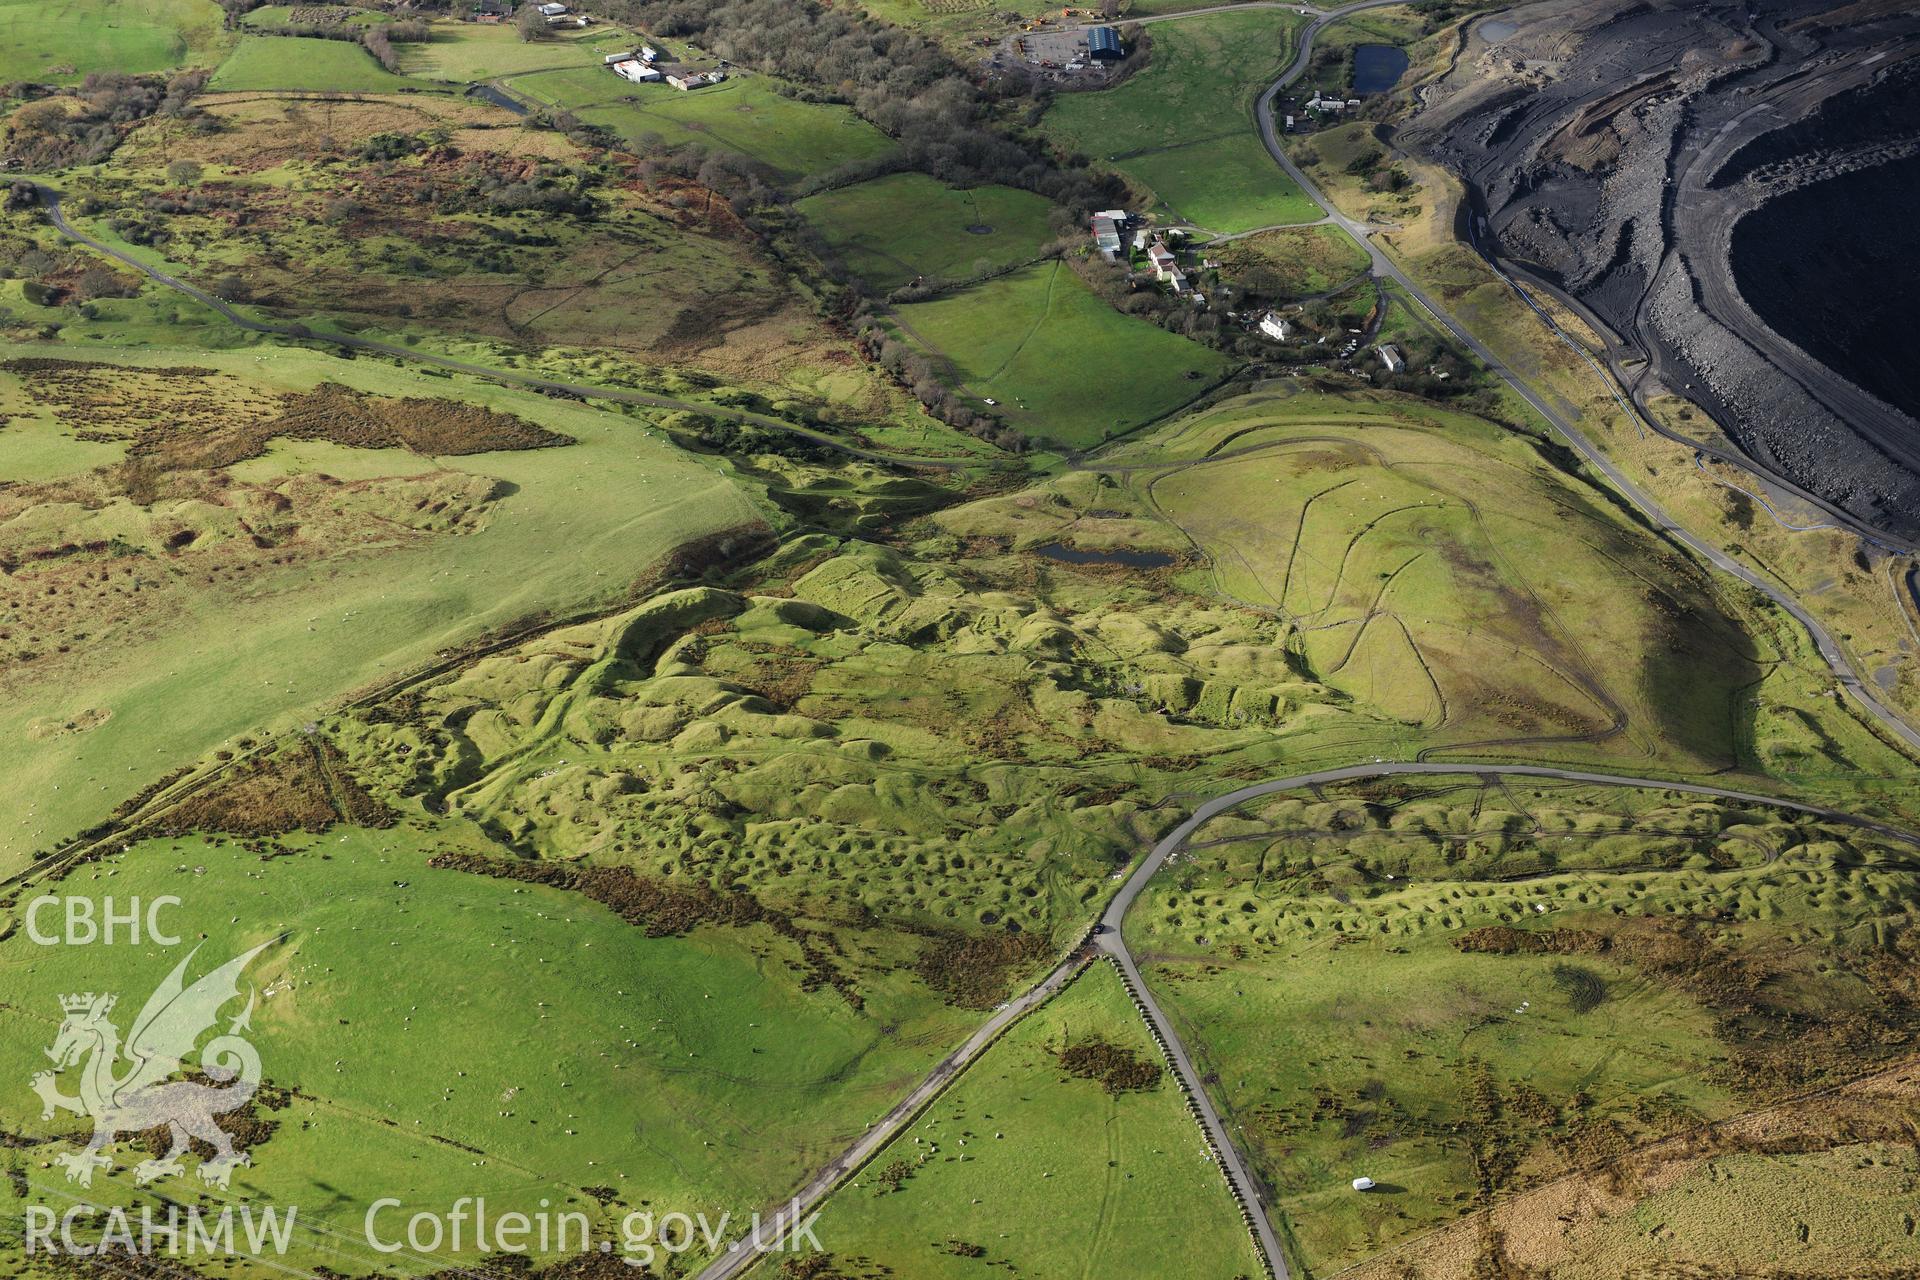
[706,2,1920,1273]
[687,766,1920,1280]
[23,8,1920,1278]
[1243,7,1920,757]
[30,188,1011,474]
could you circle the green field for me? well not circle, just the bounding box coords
[895,260,1232,449]
[788,960,1264,1278]
[1044,10,1320,232]
[796,174,1056,291]
[1104,391,1776,765]
[1213,223,1371,297]
[0,822,980,1275]
[847,0,1075,47]
[241,4,389,29]
[400,19,634,82]
[0,346,760,871]
[505,65,895,179]
[1123,773,1920,1276]
[208,33,417,92]
[0,0,227,82]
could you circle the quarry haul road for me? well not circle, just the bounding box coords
[704,7,1920,1273]
[696,760,1917,1280]
[34,12,1920,1273]
[31,187,1006,473]
[1245,5,1920,757]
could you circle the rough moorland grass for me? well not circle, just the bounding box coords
[0,344,759,870]
[208,34,415,92]
[791,960,1263,1278]
[0,0,228,83]
[1213,223,1371,297]
[62,113,876,401]
[0,824,980,1275]
[506,65,894,179]
[400,19,633,82]
[1045,10,1319,232]
[796,173,1056,292]
[896,260,1231,450]
[1126,773,1920,1276]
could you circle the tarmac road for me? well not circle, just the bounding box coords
[699,7,1920,1275]
[692,8,1920,1273]
[1090,760,1920,1279]
[1245,7,1920,756]
[31,16,1920,1272]
[691,757,1916,1280]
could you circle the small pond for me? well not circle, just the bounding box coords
[1352,43,1410,95]
[467,83,529,115]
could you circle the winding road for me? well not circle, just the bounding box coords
[694,5,1920,1275]
[29,10,1920,1276]
[692,759,1917,1280]
[1245,6,1920,757]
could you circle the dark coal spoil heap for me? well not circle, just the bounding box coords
[1405,0,1920,539]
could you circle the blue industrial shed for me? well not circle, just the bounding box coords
[1088,26,1125,60]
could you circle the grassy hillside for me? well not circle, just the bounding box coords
[896,260,1231,450]
[0,347,760,870]
[789,960,1265,1278]
[1125,772,1920,1276]
[208,34,416,92]
[1213,223,1371,297]
[797,174,1056,292]
[0,0,228,83]
[400,20,632,82]
[505,65,895,179]
[1044,10,1320,232]
[0,820,980,1274]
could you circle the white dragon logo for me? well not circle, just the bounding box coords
[31,941,273,1190]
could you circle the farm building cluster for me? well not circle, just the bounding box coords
[1278,90,1366,133]
[468,1,594,28]
[532,2,592,28]
[991,17,1129,86]
[603,44,727,90]
[1091,209,1208,299]
[1083,207,1452,389]
[1091,209,1202,297]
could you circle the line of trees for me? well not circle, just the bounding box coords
[599,0,1122,211]
[1,71,211,170]
[223,11,434,72]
